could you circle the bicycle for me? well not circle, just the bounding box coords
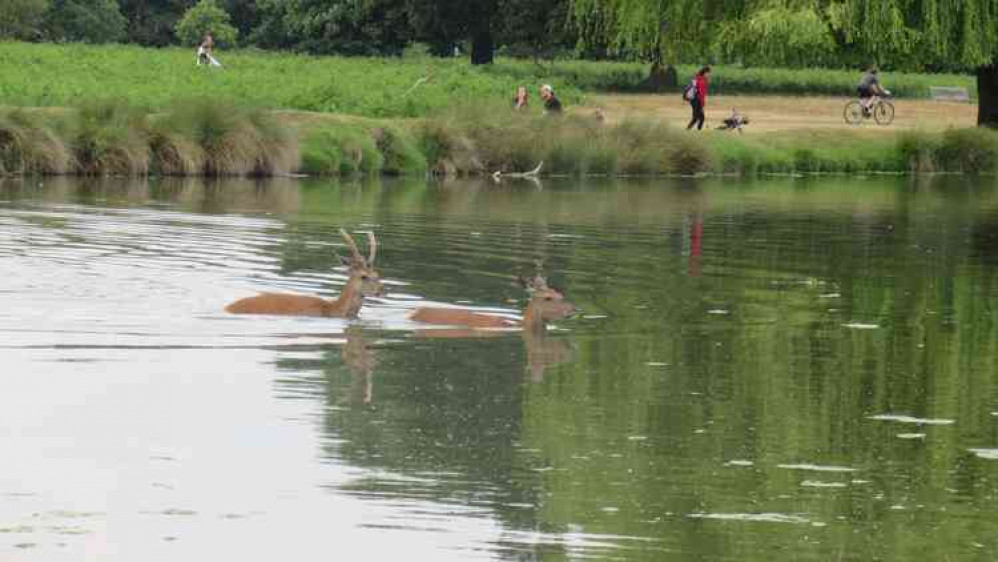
[844,93,894,126]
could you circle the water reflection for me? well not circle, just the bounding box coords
[1,175,997,561]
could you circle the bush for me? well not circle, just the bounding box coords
[68,100,150,176]
[299,124,382,176]
[936,128,998,174]
[45,0,126,43]
[153,99,298,176]
[174,0,238,48]
[375,126,427,176]
[0,110,71,175]
[0,0,49,40]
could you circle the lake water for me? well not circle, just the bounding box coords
[1,175,996,562]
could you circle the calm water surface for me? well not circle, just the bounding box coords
[1,176,997,561]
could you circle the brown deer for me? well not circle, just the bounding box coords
[409,271,577,335]
[225,229,384,318]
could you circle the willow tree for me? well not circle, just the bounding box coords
[571,0,998,126]
[839,0,998,126]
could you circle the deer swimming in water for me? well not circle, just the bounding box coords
[225,229,384,318]
[409,270,576,334]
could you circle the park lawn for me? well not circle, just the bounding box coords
[0,42,981,120]
[592,94,978,133]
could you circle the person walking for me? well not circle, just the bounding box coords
[686,66,710,131]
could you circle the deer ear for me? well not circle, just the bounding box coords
[517,276,533,290]
[339,255,354,267]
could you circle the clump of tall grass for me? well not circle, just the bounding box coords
[152,99,299,176]
[415,120,483,177]
[0,110,72,175]
[428,106,716,177]
[935,128,998,174]
[67,100,150,176]
[374,126,427,176]
[299,123,383,175]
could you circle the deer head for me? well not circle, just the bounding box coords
[519,270,577,329]
[338,228,385,298]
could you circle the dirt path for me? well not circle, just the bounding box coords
[592,94,977,133]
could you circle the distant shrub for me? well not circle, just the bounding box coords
[936,128,998,174]
[174,0,238,48]
[45,0,126,43]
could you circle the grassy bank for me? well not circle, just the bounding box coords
[2,100,997,179]
[0,43,978,122]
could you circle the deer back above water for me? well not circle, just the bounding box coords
[409,273,576,332]
[225,229,383,318]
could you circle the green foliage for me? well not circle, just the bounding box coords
[299,124,383,176]
[0,0,50,40]
[45,0,127,43]
[936,127,998,173]
[571,0,998,74]
[152,98,298,176]
[0,42,589,117]
[716,6,838,68]
[68,99,150,175]
[0,109,70,175]
[375,127,427,176]
[174,0,238,47]
[252,0,413,56]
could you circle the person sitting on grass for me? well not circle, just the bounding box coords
[857,67,890,114]
[512,86,529,110]
[540,85,562,116]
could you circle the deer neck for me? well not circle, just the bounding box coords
[327,278,365,318]
[521,300,548,336]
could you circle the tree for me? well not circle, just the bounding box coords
[0,0,50,40]
[45,0,127,43]
[404,0,499,64]
[119,0,191,46]
[497,0,574,60]
[175,0,238,47]
[569,0,998,127]
[252,0,412,56]
[835,0,998,127]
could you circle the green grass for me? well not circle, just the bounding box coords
[0,42,585,118]
[0,43,978,125]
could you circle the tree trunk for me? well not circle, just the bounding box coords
[638,62,678,93]
[978,64,998,128]
[470,28,494,65]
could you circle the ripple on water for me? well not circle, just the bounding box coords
[969,449,998,460]
[777,463,857,473]
[868,414,955,426]
[687,513,811,524]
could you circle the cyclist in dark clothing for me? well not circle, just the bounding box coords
[540,85,563,115]
[858,68,889,114]
[686,66,710,130]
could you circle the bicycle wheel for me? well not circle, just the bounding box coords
[873,100,895,125]
[843,101,864,125]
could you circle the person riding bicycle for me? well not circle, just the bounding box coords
[857,67,890,115]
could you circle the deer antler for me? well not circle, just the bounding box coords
[367,231,377,265]
[339,228,365,266]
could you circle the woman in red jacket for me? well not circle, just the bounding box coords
[686,66,711,131]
